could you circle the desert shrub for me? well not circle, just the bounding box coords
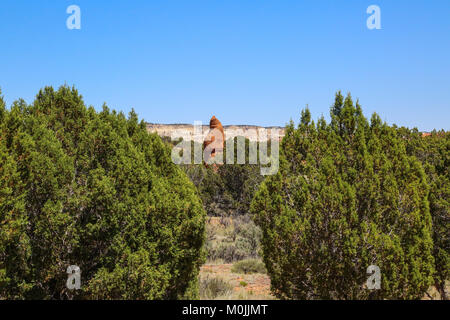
[206,220,218,242]
[0,86,206,300]
[232,216,262,257]
[199,276,233,300]
[232,259,266,274]
[207,241,247,263]
[205,215,262,263]
[252,92,434,300]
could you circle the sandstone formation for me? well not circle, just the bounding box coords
[146,123,285,142]
[203,116,225,163]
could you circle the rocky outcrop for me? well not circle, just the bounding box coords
[203,116,225,161]
[146,123,285,142]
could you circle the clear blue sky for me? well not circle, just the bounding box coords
[0,0,449,131]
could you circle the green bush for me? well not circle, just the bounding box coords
[231,259,266,274]
[252,92,435,300]
[199,276,233,300]
[0,86,206,300]
[232,216,262,257]
[207,241,247,263]
[205,215,262,263]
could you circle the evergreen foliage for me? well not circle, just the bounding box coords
[398,127,449,299]
[0,86,206,299]
[251,92,435,299]
[181,138,265,217]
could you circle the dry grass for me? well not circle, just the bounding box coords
[199,263,275,300]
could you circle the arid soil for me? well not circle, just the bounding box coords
[200,263,275,300]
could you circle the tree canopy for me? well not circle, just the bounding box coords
[398,127,449,299]
[0,86,206,299]
[251,92,435,299]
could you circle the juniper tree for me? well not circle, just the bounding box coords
[399,127,449,299]
[0,86,206,300]
[251,93,435,299]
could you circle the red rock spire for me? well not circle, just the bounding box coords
[204,116,225,164]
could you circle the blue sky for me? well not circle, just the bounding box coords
[0,0,449,131]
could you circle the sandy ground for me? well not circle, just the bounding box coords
[200,263,275,300]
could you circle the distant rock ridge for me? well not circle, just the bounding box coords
[146,121,285,142]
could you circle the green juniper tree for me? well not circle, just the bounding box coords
[251,92,435,299]
[0,86,206,300]
[399,127,449,299]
